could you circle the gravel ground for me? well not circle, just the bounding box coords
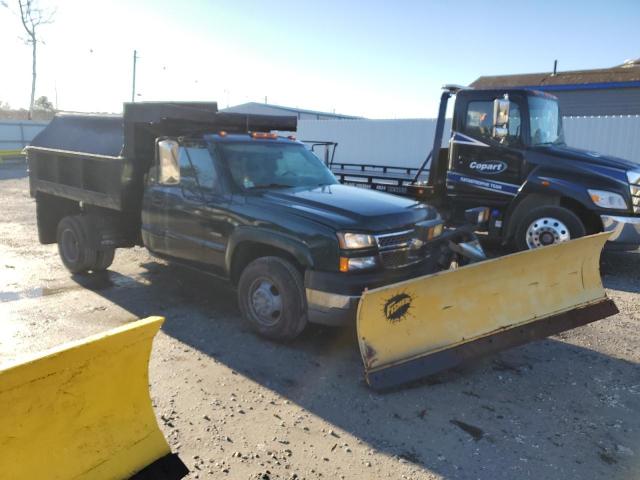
[1,163,639,480]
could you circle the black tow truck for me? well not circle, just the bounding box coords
[26,102,485,340]
[330,85,640,250]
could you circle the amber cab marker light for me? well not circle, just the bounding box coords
[251,132,278,139]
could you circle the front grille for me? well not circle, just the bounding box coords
[379,248,418,269]
[630,182,640,214]
[375,229,413,250]
[374,229,422,269]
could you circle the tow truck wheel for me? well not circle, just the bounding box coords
[56,216,97,274]
[515,206,586,251]
[237,256,308,341]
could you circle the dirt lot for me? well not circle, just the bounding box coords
[1,163,639,479]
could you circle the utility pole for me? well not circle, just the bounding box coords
[131,50,138,102]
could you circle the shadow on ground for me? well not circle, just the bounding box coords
[67,252,640,479]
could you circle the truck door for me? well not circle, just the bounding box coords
[166,144,229,266]
[142,142,229,267]
[446,95,525,207]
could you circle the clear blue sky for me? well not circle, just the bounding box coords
[1,0,639,117]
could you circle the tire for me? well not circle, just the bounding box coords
[93,248,116,271]
[514,205,586,251]
[237,256,307,341]
[56,215,97,274]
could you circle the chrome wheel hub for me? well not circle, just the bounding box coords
[525,217,570,249]
[249,279,282,326]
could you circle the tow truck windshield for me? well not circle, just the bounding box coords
[218,141,338,190]
[529,96,565,146]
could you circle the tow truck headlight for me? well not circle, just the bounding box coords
[339,256,378,272]
[627,169,640,185]
[337,232,375,249]
[588,189,627,210]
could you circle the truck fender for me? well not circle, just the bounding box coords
[225,227,314,279]
[503,171,597,241]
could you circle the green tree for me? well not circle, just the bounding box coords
[34,95,54,111]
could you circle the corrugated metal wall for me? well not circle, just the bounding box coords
[563,116,640,161]
[0,120,48,152]
[555,89,640,116]
[299,116,640,167]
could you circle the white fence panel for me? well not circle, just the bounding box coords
[299,116,640,168]
[0,120,49,152]
[298,118,451,168]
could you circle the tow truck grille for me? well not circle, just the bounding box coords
[630,182,640,214]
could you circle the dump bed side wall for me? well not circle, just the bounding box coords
[27,114,133,211]
[28,149,127,210]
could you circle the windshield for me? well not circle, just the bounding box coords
[217,142,338,190]
[529,96,564,146]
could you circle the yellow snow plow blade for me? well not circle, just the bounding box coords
[0,317,188,480]
[357,233,618,390]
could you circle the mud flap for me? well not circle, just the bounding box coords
[0,317,188,480]
[357,233,619,390]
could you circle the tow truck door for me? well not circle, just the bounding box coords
[446,93,525,206]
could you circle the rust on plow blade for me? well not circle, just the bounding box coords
[0,317,188,480]
[356,232,618,390]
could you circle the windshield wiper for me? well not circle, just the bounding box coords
[247,183,294,190]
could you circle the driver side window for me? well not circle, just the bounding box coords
[464,101,493,140]
[179,146,220,195]
[464,101,522,145]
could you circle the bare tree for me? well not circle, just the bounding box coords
[16,0,55,119]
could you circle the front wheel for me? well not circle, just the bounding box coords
[237,256,308,341]
[514,205,586,251]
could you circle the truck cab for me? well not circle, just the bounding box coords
[435,87,640,250]
[332,87,640,251]
[140,131,471,336]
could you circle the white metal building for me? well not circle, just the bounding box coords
[220,102,361,120]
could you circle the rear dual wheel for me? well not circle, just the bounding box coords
[57,215,115,274]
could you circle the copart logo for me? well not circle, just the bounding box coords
[383,291,414,323]
[469,160,507,175]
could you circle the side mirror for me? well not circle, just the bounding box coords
[157,139,180,185]
[492,96,510,139]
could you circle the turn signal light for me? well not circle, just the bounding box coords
[339,257,349,272]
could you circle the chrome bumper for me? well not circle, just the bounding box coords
[306,288,360,326]
[601,215,640,245]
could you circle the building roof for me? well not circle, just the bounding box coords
[470,59,640,90]
[220,102,362,119]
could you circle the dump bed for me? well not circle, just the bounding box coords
[27,102,297,212]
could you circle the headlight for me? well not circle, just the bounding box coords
[339,255,377,272]
[337,232,375,249]
[588,189,627,210]
[627,169,640,185]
